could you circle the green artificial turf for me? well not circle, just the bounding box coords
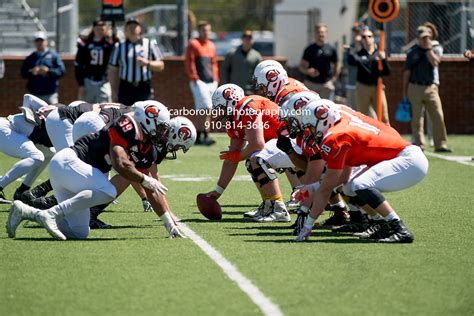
[1,134,473,316]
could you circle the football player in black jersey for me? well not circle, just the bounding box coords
[0,95,55,203]
[6,101,186,240]
[88,116,197,229]
[75,19,117,103]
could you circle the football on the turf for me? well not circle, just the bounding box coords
[196,193,222,220]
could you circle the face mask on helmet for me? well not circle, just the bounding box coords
[255,67,288,98]
[166,117,197,159]
[212,84,245,122]
[301,99,341,143]
[133,101,171,145]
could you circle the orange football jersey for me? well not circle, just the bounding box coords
[226,95,283,142]
[274,77,309,106]
[319,117,410,169]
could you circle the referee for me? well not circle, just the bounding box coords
[108,18,164,105]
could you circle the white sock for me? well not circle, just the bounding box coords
[160,211,174,225]
[384,212,400,221]
[303,215,316,229]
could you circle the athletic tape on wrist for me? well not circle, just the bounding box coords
[215,185,225,195]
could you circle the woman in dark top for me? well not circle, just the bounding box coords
[348,27,390,123]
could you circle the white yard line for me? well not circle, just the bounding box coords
[177,221,284,316]
[424,152,474,167]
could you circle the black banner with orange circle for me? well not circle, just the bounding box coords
[368,0,400,23]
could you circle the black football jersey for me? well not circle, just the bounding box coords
[57,102,94,122]
[28,119,53,148]
[72,114,156,173]
[75,36,115,85]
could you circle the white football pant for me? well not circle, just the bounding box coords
[72,111,106,142]
[45,108,74,150]
[48,148,116,239]
[0,118,54,188]
[343,145,428,196]
[251,138,296,169]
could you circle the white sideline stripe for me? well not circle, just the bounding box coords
[424,152,474,167]
[177,221,284,316]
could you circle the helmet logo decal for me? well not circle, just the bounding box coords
[178,126,191,140]
[144,105,160,118]
[314,105,329,120]
[266,69,280,82]
[294,97,309,110]
[223,87,235,100]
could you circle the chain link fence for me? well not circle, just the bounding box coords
[360,0,473,55]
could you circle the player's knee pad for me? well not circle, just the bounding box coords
[354,188,385,209]
[348,196,366,207]
[245,157,277,187]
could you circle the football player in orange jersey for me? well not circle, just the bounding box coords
[293,99,428,243]
[253,61,317,208]
[200,84,293,222]
[252,60,310,107]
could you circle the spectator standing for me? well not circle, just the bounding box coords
[75,19,117,103]
[20,31,65,104]
[343,23,362,109]
[108,18,164,105]
[348,27,390,123]
[184,21,219,146]
[403,26,451,152]
[298,23,341,100]
[221,30,262,95]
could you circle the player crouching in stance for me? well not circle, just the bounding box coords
[5,101,185,240]
[88,116,197,229]
[201,84,291,222]
[293,99,428,243]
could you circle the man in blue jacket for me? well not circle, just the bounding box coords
[21,32,65,104]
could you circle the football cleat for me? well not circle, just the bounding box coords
[354,220,392,240]
[13,186,28,201]
[254,200,291,222]
[244,201,265,218]
[31,196,58,210]
[90,218,112,229]
[332,211,369,233]
[292,209,309,236]
[285,199,300,210]
[320,207,350,227]
[36,207,66,240]
[0,189,12,204]
[142,199,153,212]
[377,220,414,243]
[6,201,26,238]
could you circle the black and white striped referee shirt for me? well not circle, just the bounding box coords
[109,37,162,83]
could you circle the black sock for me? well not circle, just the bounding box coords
[197,132,202,141]
[17,183,30,193]
[203,131,208,140]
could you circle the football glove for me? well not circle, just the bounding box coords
[164,222,186,239]
[276,134,293,154]
[294,226,312,242]
[141,174,167,196]
[293,206,310,236]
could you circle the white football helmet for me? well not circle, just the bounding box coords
[253,66,289,98]
[300,99,341,140]
[253,60,284,80]
[166,116,197,159]
[132,100,171,144]
[279,91,321,138]
[211,84,245,120]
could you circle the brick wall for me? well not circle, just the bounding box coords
[1,55,472,133]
